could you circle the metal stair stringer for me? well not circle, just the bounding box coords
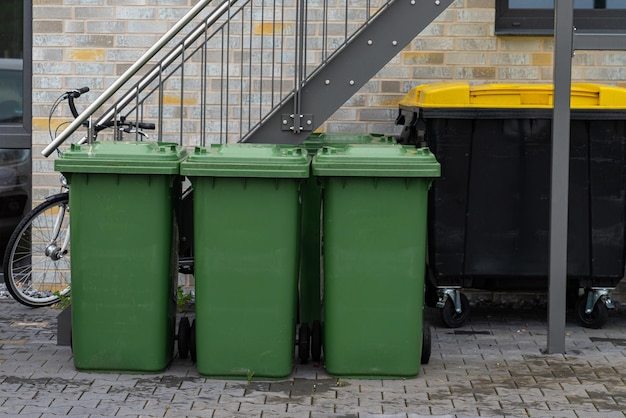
[242,0,455,145]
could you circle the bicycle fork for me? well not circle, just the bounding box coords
[45,202,70,261]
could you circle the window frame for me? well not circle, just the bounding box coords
[0,0,31,149]
[495,0,626,36]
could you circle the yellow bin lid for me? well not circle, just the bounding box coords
[399,82,626,109]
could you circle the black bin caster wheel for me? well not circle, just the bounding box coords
[421,321,432,365]
[190,319,197,363]
[576,292,608,329]
[311,320,322,362]
[441,292,470,328]
[178,317,191,359]
[298,323,311,364]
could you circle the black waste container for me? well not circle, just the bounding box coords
[396,82,626,328]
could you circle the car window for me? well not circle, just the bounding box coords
[0,59,23,124]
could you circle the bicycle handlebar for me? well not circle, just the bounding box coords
[62,87,155,138]
[68,87,90,99]
[67,87,90,119]
[95,118,156,132]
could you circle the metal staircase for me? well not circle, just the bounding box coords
[44,0,453,156]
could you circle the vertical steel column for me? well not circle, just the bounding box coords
[291,0,307,134]
[547,0,574,355]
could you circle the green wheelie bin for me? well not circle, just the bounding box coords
[312,144,440,378]
[180,143,309,379]
[298,133,396,363]
[55,141,187,372]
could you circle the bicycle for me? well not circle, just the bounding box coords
[2,88,165,307]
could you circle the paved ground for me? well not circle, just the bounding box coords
[1,298,626,417]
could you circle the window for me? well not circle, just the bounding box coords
[495,0,626,35]
[0,0,31,268]
[0,59,23,125]
[0,0,30,140]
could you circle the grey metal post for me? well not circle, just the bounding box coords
[547,0,574,354]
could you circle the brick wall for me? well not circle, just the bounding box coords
[33,0,171,200]
[32,0,626,200]
[31,0,626,297]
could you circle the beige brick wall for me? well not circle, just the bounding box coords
[334,2,626,135]
[32,0,178,200]
[31,0,626,194]
[30,0,626,297]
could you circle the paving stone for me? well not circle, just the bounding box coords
[92,399,129,412]
[239,403,288,414]
[4,300,626,417]
[212,410,261,417]
[166,409,214,418]
[21,405,72,415]
[574,412,626,418]
[261,412,307,418]
[289,403,330,415]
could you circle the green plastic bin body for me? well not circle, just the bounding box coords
[312,145,440,378]
[299,133,396,327]
[180,144,309,379]
[55,141,186,372]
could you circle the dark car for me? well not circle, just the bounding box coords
[0,58,30,269]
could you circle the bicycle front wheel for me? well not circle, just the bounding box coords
[3,193,71,307]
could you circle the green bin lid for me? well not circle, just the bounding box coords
[302,132,396,153]
[54,141,187,175]
[180,143,310,178]
[312,144,440,178]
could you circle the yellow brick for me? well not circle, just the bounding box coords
[0,340,27,345]
[532,53,552,66]
[253,22,293,35]
[33,117,71,131]
[369,95,404,107]
[403,52,445,65]
[69,49,105,62]
[471,67,497,78]
[162,94,198,105]
[11,322,49,327]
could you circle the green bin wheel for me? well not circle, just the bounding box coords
[421,322,431,365]
[298,323,310,364]
[441,293,470,328]
[177,317,191,359]
[311,320,322,362]
[576,293,608,329]
[190,319,197,363]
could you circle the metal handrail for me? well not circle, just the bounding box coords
[42,0,416,154]
[94,0,239,129]
[42,0,213,157]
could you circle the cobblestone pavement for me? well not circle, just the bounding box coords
[1,298,626,417]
